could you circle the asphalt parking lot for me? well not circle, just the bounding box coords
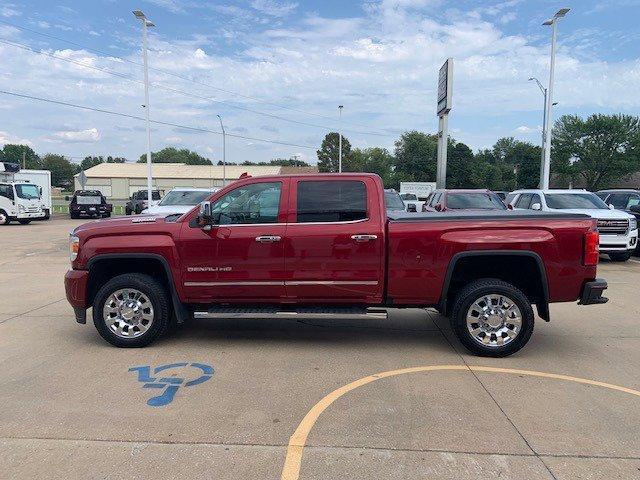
[1,217,640,480]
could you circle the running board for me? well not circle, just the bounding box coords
[193,305,388,321]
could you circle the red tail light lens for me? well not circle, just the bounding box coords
[584,230,599,266]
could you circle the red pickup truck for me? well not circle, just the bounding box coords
[65,173,607,357]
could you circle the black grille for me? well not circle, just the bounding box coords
[597,219,628,235]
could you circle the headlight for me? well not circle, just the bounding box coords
[69,235,80,262]
[630,218,637,231]
[18,204,25,213]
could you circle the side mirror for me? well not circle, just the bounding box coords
[434,203,443,212]
[406,204,417,212]
[531,203,542,211]
[197,201,220,229]
[608,204,615,210]
[65,195,70,201]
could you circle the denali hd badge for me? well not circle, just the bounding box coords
[187,266,232,272]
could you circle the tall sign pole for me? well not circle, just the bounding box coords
[436,59,453,189]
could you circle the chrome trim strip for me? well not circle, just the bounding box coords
[208,218,370,227]
[184,280,379,287]
[184,281,285,286]
[286,280,379,286]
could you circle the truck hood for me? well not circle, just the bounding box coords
[552,208,634,220]
[72,215,167,235]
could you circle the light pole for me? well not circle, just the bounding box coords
[133,10,155,205]
[217,114,226,186]
[540,7,569,190]
[529,77,547,184]
[338,105,343,173]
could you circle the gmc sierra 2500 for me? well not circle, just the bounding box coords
[65,173,608,357]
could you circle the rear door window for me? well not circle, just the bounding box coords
[297,181,367,223]
[529,194,542,209]
[607,193,631,209]
[514,193,532,209]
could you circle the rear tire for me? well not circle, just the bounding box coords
[450,278,534,357]
[92,273,171,348]
[0,210,10,225]
[609,252,631,262]
[70,212,78,219]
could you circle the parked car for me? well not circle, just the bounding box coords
[422,189,508,212]
[596,189,640,219]
[384,189,408,212]
[141,188,218,216]
[65,173,607,357]
[508,189,638,261]
[399,193,419,212]
[67,190,112,219]
[126,190,162,215]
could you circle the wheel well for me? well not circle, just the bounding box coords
[442,254,547,318]
[86,257,171,306]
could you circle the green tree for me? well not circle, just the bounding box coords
[81,156,104,170]
[42,154,78,187]
[348,147,396,186]
[393,131,438,182]
[138,147,212,165]
[552,114,640,190]
[268,157,310,167]
[317,132,351,172]
[446,140,474,188]
[106,156,126,163]
[492,137,541,188]
[0,144,41,169]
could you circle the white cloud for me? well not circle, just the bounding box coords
[144,0,185,13]
[0,4,21,17]
[251,0,298,17]
[514,125,541,134]
[53,128,101,143]
[0,131,33,147]
[164,136,182,143]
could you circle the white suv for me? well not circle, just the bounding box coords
[507,189,638,262]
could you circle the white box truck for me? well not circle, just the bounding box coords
[15,169,52,220]
[0,162,46,225]
[400,182,436,212]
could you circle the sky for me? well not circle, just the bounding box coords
[0,0,639,165]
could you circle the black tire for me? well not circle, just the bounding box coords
[43,209,50,220]
[450,278,534,357]
[92,273,171,347]
[70,212,78,219]
[0,210,10,225]
[134,205,141,214]
[126,207,132,215]
[609,252,631,262]
[18,219,31,225]
[102,212,111,218]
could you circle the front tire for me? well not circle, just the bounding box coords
[0,210,10,225]
[451,278,534,357]
[609,252,631,262]
[92,273,171,347]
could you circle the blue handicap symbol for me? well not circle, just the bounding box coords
[128,362,214,407]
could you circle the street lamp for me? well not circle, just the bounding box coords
[217,114,226,186]
[338,105,343,173]
[133,10,155,205]
[540,7,570,190]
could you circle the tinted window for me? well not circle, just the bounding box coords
[211,182,281,225]
[529,194,542,209]
[0,184,13,199]
[384,191,406,211]
[514,193,532,209]
[595,192,609,201]
[545,193,608,209]
[446,192,507,210]
[297,181,367,223]
[160,190,212,206]
[505,193,516,205]
[607,193,630,209]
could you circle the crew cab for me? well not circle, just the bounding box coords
[65,174,607,357]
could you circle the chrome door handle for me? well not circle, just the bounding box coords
[255,235,281,243]
[351,234,378,242]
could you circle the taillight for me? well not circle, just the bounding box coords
[584,230,599,266]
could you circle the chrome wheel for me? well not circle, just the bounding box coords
[102,288,154,338]
[466,294,522,348]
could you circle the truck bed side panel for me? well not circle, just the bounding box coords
[387,218,596,305]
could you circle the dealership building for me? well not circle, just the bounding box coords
[74,163,318,199]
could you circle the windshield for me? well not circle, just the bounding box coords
[447,192,507,210]
[14,184,40,200]
[400,193,417,201]
[385,191,406,211]
[545,193,608,210]
[159,190,211,206]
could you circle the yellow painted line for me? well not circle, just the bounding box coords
[280,365,640,480]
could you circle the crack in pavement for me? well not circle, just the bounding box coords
[0,298,66,325]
